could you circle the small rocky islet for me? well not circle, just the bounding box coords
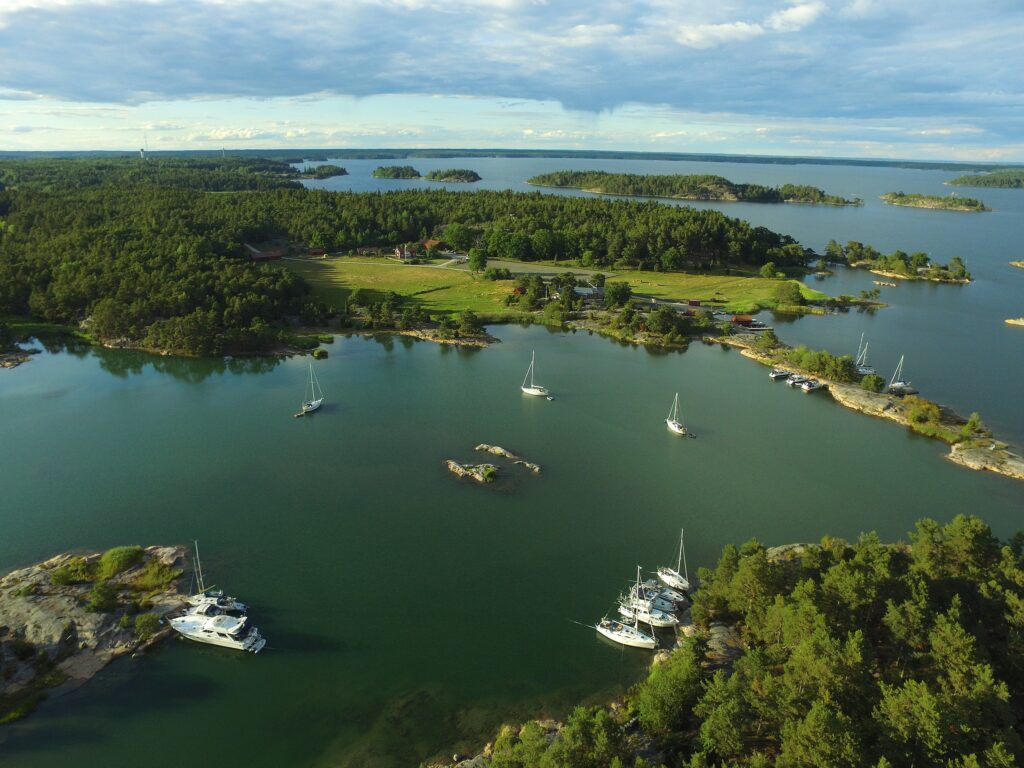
[445,444,542,484]
[0,545,186,724]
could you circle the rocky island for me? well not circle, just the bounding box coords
[424,169,481,183]
[881,191,989,212]
[372,165,421,179]
[0,545,186,724]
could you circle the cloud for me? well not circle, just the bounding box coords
[0,0,1021,157]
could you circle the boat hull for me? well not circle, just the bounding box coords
[302,398,323,413]
[658,567,691,592]
[666,419,687,435]
[521,386,549,397]
[596,623,657,649]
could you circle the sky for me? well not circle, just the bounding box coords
[1,0,1022,160]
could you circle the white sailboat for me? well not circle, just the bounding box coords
[658,528,691,592]
[618,567,679,627]
[855,333,876,376]
[301,361,324,413]
[665,393,687,435]
[595,616,658,649]
[521,351,552,399]
[186,541,247,614]
[888,355,913,395]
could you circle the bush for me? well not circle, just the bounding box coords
[85,581,118,613]
[97,546,143,580]
[773,281,806,306]
[130,558,181,592]
[50,557,94,586]
[604,281,632,308]
[134,613,162,641]
[118,615,133,629]
[754,329,780,351]
[8,638,36,661]
[311,348,328,359]
[760,261,777,278]
[861,374,886,392]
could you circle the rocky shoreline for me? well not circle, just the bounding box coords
[0,545,187,723]
[712,334,1024,482]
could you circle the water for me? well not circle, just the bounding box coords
[305,156,1024,442]
[2,157,1024,766]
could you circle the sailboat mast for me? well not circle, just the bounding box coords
[531,351,536,387]
[681,528,689,581]
[676,529,683,573]
[194,540,205,593]
[891,355,903,386]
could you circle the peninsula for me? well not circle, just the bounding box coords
[0,545,186,724]
[527,170,861,205]
[881,191,988,212]
[947,168,1024,188]
[826,240,971,283]
[434,515,1024,768]
[424,168,481,182]
[372,165,421,179]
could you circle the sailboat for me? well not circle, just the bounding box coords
[618,566,679,627]
[855,333,876,376]
[888,355,914,395]
[186,541,247,614]
[301,361,324,413]
[665,393,687,435]
[521,351,553,399]
[658,528,691,592]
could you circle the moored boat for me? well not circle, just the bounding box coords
[595,617,657,649]
[658,528,691,592]
[786,374,808,388]
[170,609,266,653]
[800,378,822,393]
[769,368,791,380]
[665,392,687,435]
[521,351,553,399]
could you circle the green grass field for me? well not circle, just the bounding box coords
[606,272,828,313]
[287,257,522,318]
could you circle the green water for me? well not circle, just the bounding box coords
[2,325,1023,766]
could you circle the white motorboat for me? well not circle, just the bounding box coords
[521,350,552,399]
[800,378,822,393]
[855,333,876,376]
[618,600,679,627]
[658,528,691,592]
[301,361,324,413]
[769,368,791,380]
[786,374,808,388]
[170,608,266,653]
[665,392,687,436]
[186,541,247,613]
[595,617,657,649]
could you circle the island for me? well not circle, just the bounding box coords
[299,164,348,180]
[424,169,481,183]
[372,165,421,179]
[1011,261,1024,269]
[881,191,988,212]
[0,545,186,724]
[434,515,1024,768]
[1007,317,1024,327]
[948,168,1024,188]
[527,171,861,205]
[826,240,971,283]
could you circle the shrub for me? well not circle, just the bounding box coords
[861,374,886,392]
[311,348,328,359]
[134,613,162,641]
[8,638,36,661]
[118,615,133,629]
[131,559,182,592]
[773,281,806,306]
[50,557,94,586]
[754,329,780,351]
[97,546,144,580]
[85,581,118,613]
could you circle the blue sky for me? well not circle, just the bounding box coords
[1,0,1022,160]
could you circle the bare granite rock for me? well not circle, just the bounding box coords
[474,444,541,473]
[0,545,186,703]
[445,460,498,484]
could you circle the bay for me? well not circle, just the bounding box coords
[2,155,1023,766]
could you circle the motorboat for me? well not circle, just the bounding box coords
[769,368,791,380]
[800,378,822,393]
[170,608,266,653]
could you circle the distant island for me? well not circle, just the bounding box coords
[825,239,971,283]
[527,171,861,206]
[881,191,989,212]
[372,165,421,179]
[948,169,1024,188]
[424,168,481,183]
[1011,261,1024,269]
[300,164,348,180]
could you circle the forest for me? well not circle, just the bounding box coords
[0,158,811,355]
[947,169,1024,188]
[528,171,861,206]
[372,165,422,178]
[823,240,970,281]
[487,515,1024,768]
[424,169,482,182]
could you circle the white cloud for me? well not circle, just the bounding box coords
[675,21,765,49]
[766,1,827,32]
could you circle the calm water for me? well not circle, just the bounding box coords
[1,157,1023,767]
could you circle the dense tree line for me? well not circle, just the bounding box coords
[0,157,303,192]
[301,164,348,179]
[948,169,1024,189]
[491,515,1024,768]
[528,171,860,206]
[0,159,822,354]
